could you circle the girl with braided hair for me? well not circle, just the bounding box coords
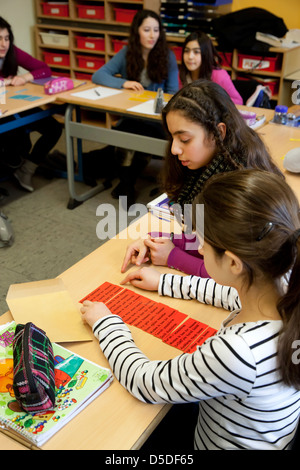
[121,79,282,277]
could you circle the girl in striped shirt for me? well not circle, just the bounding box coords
[81,169,300,450]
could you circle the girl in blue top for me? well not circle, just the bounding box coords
[92,9,179,206]
[92,10,179,94]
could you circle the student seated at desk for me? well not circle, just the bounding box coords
[179,31,243,105]
[121,79,282,279]
[0,17,62,192]
[81,169,300,450]
[92,9,179,206]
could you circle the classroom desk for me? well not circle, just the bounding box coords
[0,83,60,134]
[257,121,300,199]
[56,85,172,209]
[57,84,275,209]
[0,213,228,450]
[1,116,299,451]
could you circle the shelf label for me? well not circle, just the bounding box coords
[241,58,271,70]
[85,42,95,49]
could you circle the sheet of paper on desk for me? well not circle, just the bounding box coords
[71,86,122,100]
[9,94,42,101]
[127,99,162,116]
[6,278,91,343]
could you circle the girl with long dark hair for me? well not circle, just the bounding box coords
[0,17,62,192]
[121,79,281,277]
[180,31,242,104]
[92,9,179,205]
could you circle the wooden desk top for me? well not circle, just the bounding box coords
[57,82,173,121]
[258,122,300,198]
[0,80,275,125]
[0,214,227,450]
[57,82,274,124]
[0,83,56,119]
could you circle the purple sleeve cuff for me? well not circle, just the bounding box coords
[167,247,210,277]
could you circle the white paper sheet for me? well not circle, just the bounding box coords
[127,99,161,116]
[71,86,122,100]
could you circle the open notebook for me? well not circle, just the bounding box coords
[0,322,112,448]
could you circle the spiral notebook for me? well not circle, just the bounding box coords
[0,322,113,448]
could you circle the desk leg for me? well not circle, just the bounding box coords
[64,104,106,209]
[64,104,168,209]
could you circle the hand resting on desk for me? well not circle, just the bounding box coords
[123,80,144,91]
[121,237,174,272]
[80,300,112,328]
[121,266,161,291]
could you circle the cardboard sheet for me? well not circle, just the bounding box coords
[6,278,91,343]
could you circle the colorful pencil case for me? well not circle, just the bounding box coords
[44,77,74,94]
[13,322,56,412]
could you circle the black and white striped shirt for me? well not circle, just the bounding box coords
[93,274,300,450]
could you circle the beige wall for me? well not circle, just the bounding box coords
[0,0,35,55]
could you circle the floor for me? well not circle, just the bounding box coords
[0,130,164,316]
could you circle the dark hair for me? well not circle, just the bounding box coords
[126,10,169,84]
[180,31,221,85]
[0,17,17,77]
[161,79,282,201]
[194,169,300,388]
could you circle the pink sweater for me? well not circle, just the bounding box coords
[0,46,51,80]
[211,68,243,105]
[180,68,243,105]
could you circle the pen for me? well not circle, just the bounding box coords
[94,89,101,96]
[0,109,8,116]
[74,81,87,89]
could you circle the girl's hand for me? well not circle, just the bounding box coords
[10,72,33,87]
[144,237,175,266]
[121,238,150,273]
[123,80,144,91]
[121,266,161,291]
[80,300,112,328]
[10,75,27,86]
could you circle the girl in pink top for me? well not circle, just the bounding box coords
[180,31,243,105]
